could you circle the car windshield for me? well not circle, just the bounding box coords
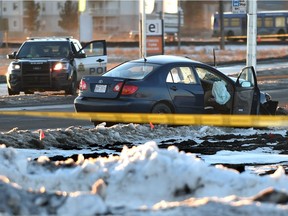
[17,41,70,58]
[104,62,159,79]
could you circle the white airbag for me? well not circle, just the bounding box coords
[212,81,231,105]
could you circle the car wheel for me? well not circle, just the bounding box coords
[7,87,20,96]
[152,103,172,113]
[65,74,77,95]
[275,107,288,115]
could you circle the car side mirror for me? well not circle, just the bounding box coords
[7,51,17,59]
[241,81,251,87]
[74,53,86,58]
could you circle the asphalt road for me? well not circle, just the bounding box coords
[0,61,287,132]
[0,104,93,132]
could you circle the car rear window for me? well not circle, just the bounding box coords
[104,62,159,79]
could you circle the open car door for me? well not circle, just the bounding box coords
[74,40,107,82]
[232,66,260,114]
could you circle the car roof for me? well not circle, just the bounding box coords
[131,55,204,65]
[25,36,75,43]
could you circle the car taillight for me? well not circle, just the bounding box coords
[113,82,138,95]
[113,82,124,92]
[79,79,87,91]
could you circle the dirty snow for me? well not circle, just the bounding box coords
[0,123,288,215]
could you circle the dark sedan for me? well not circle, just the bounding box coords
[74,55,278,125]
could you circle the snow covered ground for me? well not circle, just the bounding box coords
[0,123,288,215]
[0,44,288,215]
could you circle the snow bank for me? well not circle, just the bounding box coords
[0,142,288,215]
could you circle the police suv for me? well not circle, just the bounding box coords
[6,37,107,95]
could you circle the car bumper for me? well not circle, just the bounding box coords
[74,96,155,113]
[7,72,71,92]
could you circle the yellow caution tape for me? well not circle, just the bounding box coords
[0,111,288,127]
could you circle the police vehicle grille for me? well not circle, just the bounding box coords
[22,62,51,87]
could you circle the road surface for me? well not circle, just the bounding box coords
[0,104,93,132]
[0,61,287,132]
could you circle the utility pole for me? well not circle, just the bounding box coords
[177,1,181,51]
[246,0,257,70]
[219,0,225,50]
[140,0,147,58]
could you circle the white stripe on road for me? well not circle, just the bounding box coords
[0,104,74,111]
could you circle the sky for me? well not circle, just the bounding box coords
[0,123,288,215]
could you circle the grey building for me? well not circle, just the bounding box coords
[0,0,287,41]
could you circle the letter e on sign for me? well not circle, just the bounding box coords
[149,24,156,33]
[146,20,162,36]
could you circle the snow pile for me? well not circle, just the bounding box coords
[0,142,288,215]
[0,124,217,149]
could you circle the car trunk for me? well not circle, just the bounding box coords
[81,76,127,99]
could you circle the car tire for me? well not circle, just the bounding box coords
[65,74,77,95]
[151,103,172,113]
[7,87,20,96]
[275,107,288,115]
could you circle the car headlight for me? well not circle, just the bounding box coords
[9,63,21,71]
[13,64,21,70]
[53,62,69,71]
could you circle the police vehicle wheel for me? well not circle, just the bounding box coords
[7,87,20,96]
[65,75,77,95]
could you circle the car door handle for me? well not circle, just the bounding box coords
[170,86,177,91]
[97,58,105,63]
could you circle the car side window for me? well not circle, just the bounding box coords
[166,68,181,83]
[84,42,105,56]
[179,67,196,84]
[166,67,196,84]
[195,67,222,82]
[194,66,232,106]
[238,67,255,87]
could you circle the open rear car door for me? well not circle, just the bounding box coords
[232,66,260,114]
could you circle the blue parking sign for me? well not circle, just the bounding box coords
[233,0,240,7]
[232,0,246,14]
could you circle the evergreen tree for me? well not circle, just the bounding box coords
[58,0,79,31]
[24,0,40,31]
